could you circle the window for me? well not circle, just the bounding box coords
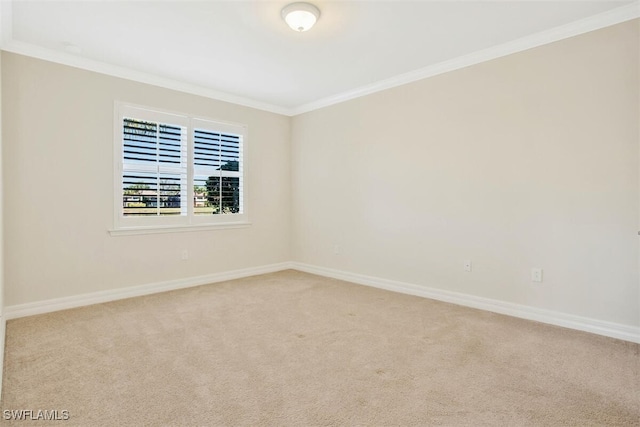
[114,103,247,233]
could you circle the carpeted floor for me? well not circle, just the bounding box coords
[2,270,639,426]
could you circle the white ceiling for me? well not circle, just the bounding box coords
[1,1,638,115]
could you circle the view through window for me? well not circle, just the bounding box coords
[115,104,246,230]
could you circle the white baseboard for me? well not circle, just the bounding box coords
[291,262,640,344]
[4,262,294,320]
[4,261,638,344]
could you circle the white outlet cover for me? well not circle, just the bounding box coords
[531,268,543,282]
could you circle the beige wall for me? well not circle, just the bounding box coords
[2,52,291,306]
[2,20,638,329]
[292,20,639,327]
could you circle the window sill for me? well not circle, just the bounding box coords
[109,222,251,236]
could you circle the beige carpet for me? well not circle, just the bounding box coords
[2,270,639,426]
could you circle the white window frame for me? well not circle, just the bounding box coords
[111,102,249,235]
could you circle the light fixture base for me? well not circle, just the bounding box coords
[281,2,320,32]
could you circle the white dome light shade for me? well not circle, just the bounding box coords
[281,3,320,32]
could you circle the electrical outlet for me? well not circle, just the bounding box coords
[333,244,341,255]
[181,249,189,260]
[464,260,472,272]
[531,268,543,282]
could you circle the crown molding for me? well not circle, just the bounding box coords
[291,1,640,115]
[0,41,292,116]
[1,1,638,117]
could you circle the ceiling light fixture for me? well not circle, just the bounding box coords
[281,2,320,32]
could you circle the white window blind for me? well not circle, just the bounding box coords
[122,118,187,217]
[114,103,248,232]
[193,124,243,216]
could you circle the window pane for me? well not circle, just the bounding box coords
[124,119,185,167]
[220,134,240,171]
[121,114,187,218]
[194,174,215,215]
[158,124,183,165]
[123,172,158,216]
[193,127,242,216]
[123,118,157,165]
[218,177,240,214]
[158,174,183,216]
[194,175,239,215]
[194,129,222,169]
[194,129,240,171]
[123,173,186,217]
